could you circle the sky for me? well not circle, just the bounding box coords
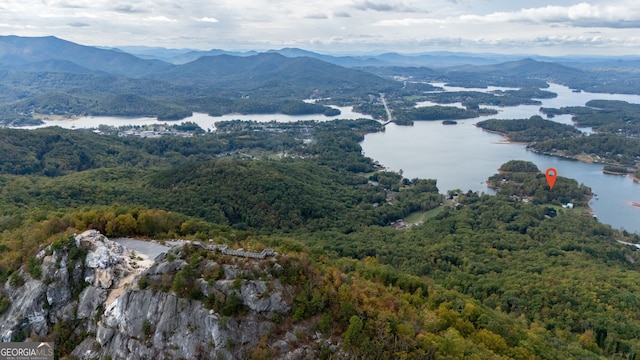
[2,0,640,55]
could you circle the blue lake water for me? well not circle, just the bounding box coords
[26,105,372,132]
[361,83,640,233]
[19,84,640,233]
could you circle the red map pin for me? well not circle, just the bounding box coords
[545,168,557,189]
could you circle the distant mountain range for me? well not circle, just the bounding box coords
[116,44,640,70]
[1,35,640,126]
[149,52,398,98]
[2,35,638,83]
[117,45,508,68]
[0,35,397,94]
[0,35,171,76]
[0,35,401,125]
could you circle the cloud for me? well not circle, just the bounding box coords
[0,23,38,30]
[195,17,219,23]
[353,1,422,13]
[1,0,639,55]
[354,1,394,12]
[304,13,328,19]
[402,34,640,51]
[333,11,352,18]
[67,22,90,27]
[42,0,89,9]
[373,18,431,26]
[143,16,177,23]
[375,2,640,29]
[112,4,145,14]
[460,2,640,28]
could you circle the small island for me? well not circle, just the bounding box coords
[442,120,458,125]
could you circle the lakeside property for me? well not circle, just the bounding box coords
[362,83,640,233]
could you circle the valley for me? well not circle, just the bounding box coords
[0,35,640,359]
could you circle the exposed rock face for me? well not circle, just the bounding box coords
[94,290,276,359]
[0,230,129,343]
[1,279,47,342]
[0,233,315,359]
[88,242,293,359]
[78,230,135,289]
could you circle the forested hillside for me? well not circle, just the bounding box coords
[0,36,399,125]
[5,36,640,128]
[0,35,171,76]
[477,116,582,142]
[0,121,639,358]
[151,53,398,98]
[3,35,640,359]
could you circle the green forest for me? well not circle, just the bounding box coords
[541,100,640,136]
[2,92,341,124]
[0,54,383,126]
[394,105,497,125]
[420,88,557,108]
[2,122,640,359]
[531,134,640,167]
[477,116,582,142]
[477,115,640,174]
[351,87,559,125]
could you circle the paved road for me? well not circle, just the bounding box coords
[380,93,393,122]
[113,238,170,260]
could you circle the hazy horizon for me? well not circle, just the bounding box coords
[2,1,640,56]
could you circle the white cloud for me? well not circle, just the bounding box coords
[143,16,177,23]
[41,0,89,8]
[195,17,219,23]
[38,12,99,19]
[304,13,329,19]
[374,2,640,30]
[0,0,639,55]
[352,0,425,13]
[0,23,38,30]
[448,2,640,28]
[373,17,433,26]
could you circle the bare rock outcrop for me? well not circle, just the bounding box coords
[0,230,134,342]
[0,232,313,359]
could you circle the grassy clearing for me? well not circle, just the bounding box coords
[404,206,444,224]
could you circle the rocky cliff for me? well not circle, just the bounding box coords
[0,230,328,359]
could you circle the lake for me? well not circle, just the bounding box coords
[26,105,372,132]
[361,83,640,233]
[19,84,640,233]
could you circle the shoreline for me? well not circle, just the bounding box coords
[584,193,596,217]
[477,126,640,184]
[476,125,638,217]
[36,114,81,122]
[602,169,630,176]
[476,124,636,170]
[477,127,530,145]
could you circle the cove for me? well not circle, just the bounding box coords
[361,84,640,233]
[24,105,372,132]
